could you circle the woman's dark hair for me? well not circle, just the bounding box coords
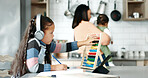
[72,4,90,29]
[97,14,109,25]
[9,15,54,77]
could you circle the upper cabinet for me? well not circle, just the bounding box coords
[31,0,49,18]
[145,0,148,19]
[123,0,148,21]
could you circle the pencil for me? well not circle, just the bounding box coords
[52,55,70,69]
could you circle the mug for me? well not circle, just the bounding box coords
[133,12,139,18]
[134,51,139,57]
[139,51,145,57]
[129,51,134,57]
[122,52,128,58]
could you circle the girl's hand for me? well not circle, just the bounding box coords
[51,64,67,71]
[77,34,99,47]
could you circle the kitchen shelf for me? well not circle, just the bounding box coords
[124,18,145,21]
[31,2,47,5]
[128,1,144,3]
[123,0,148,21]
[31,0,49,18]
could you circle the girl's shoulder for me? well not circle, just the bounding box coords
[27,38,41,50]
[28,38,40,45]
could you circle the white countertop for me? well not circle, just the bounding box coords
[21,66,148,78]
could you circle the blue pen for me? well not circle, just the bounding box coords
[52,55,70,69]
[52,55,62,64]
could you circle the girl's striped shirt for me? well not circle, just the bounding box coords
[26,38,78,73]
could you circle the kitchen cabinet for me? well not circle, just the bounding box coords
[123,0,148,21]
[112,56,148,66]
[145,0,148,19]
[144,60,148,66]
[31,0,49,18]
[113,60,146,66]
[113,60,137,66]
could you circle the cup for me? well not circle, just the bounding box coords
[134,51,139,57]
[125,51,129,58]
[139,51,145,57]
[129,51,134,57]
[133,12,139,18]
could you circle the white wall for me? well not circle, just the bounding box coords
[0,0,20,69]
[49,0,148,52]
[0,0,20,56]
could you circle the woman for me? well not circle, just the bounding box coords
[72,4,111,66]
[9,14,99,77]
[72,4,110,45]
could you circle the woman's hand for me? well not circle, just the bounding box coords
[77,34,99,47]
[51,64,67,71]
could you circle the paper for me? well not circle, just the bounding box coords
[37,69,83,76]
[36,69,119,78]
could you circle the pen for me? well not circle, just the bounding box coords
[52,55,62,64]
[52,55,70,69]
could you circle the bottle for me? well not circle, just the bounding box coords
[121,47,126,58]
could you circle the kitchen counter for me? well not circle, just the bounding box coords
[108,66,148,78]
[112,57,148,66]
[112,56,148,61]
[53,56,148,61]
[21,66,148,78]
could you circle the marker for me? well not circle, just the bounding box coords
[52,55,70,69]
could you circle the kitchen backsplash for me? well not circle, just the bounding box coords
[49,0,148,51]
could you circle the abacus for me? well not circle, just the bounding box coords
[80,33,106,69]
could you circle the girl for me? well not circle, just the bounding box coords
[9,14,98,77]
[72,4,111,66]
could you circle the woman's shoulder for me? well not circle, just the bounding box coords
[81,21,94,25]
[76,21,95,28]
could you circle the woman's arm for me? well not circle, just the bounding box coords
[101,32,111,45]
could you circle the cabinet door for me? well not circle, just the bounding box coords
[144,60,148,66]
[113,60,136,66]
[145,0,148,19]
[31,0,49,18]
[123,0,128,20]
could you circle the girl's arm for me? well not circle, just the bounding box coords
[47,41,78,53]
[48,35,98,53]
